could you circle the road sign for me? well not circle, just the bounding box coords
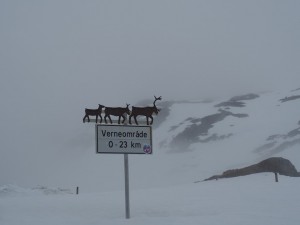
[96,124,152,154]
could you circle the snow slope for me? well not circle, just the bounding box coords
[1,88,300,224]
[128,89,300,189]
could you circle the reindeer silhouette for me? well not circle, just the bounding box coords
[129,96,162,125]
[104,104,131,124]
[83,104,105,123]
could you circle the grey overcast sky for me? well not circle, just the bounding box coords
[0,0,299,188]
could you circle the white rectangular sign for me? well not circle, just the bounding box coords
[96,124,152,154]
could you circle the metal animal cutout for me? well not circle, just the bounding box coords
[129,96,162,125]
[104,104,131,124]
[83,104,105,123]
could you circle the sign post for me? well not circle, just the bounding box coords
[95,124,152,219]
[124,153,130,219]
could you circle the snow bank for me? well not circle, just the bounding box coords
[0,184,73,197]
[1,174,299,225]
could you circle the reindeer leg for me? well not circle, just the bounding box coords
[149,116,154,125]
[83,115,87,123]
[118,116,121,124]
[129,115,132,124]
[87,115,90,122]
[109,116,112,124]
[99,115,102,124]
[134,116,138,125]
[104,115,108,124]
[121,115,126,124]
[146,116,149,125]
[95,115,98,123]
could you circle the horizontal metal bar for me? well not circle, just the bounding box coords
[85,118,152,125]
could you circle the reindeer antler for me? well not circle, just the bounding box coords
[153,95,162,105]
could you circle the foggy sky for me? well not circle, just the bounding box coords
[0,0,299,189]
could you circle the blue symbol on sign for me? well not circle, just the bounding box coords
[143,144,152,154]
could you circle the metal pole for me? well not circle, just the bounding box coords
[275,172,278,182]
[123,114,130,219]
[124,153,130,219]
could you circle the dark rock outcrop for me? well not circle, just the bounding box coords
[215,93,259,108]
[280,95,300,103]
[203,157,300,181]
[170,110,248,152]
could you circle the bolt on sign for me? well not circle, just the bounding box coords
[96,124,152,154]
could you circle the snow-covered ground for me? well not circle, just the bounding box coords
[1,174,299,225]
[1,89,300,224]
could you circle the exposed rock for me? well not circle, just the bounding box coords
[291,87,300,92]
[203,157,300,181]
[215,93,259,108]
[253,142,277,153]
[170,110,248,151]
[254,125,300,155]
[280,95,300,103]
[215,101,246,107]
[229,93,260,101]
[268,138,300,155]
[287,128,300,138]
[199,133,233,143]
